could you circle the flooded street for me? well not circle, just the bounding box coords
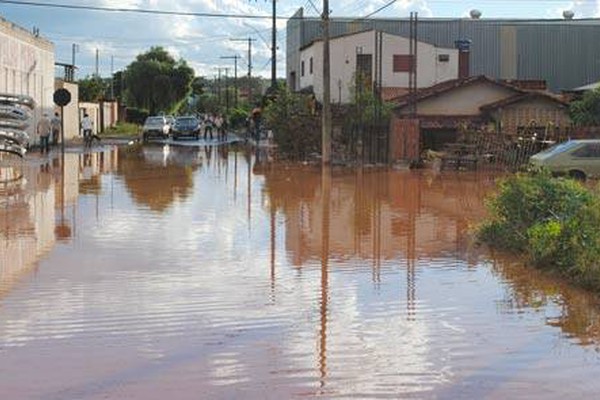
[2,145,600,399]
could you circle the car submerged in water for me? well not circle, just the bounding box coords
[171,116,200,140]
[529,139,600,180]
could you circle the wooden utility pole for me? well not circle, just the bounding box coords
[95,48,99,76]
[322,0,332,165]
[271,0,277,90]
[221,55,241,107]
[231,37,256,104]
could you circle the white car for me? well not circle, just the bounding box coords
[142,116,170,142]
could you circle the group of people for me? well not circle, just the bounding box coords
[36,112,61,154]
[36,112,95,154]
[202,113,227,142]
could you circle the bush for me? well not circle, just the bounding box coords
[479,172,600,290]
[125,107,150,125]
[263,88,320,160]
[227,106,251,130]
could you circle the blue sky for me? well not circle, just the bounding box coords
[1,0,598,79]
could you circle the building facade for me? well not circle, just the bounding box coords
[287,8,600,93]
[298,30,458,104]
[0,16,55,143]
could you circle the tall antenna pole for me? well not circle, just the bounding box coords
[322,0,331,165]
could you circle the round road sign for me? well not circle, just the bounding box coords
[53,88,71,107]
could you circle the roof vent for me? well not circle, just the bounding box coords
[563,10,575,20]
[470,9,482,19]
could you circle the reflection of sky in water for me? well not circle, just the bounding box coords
[1,147,600,399]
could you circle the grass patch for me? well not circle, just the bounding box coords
[102,122,141,137]
[479,172,600,291]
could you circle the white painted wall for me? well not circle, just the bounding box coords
[299,30,459,104]
[54,80,79,140]
[0,17,55,145]
[412,81,516,116]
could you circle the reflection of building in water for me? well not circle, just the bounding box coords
[0,148,118,297]
[261,168,494,267]
[117,145,199,213]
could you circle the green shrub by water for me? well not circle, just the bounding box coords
[479,172,600,290]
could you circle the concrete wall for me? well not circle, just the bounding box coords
[299,31,458,104]
[0,16,55,145]
[101,101,118,131]
[54,80,79,140]
[77,101,118,135]
[78,102,100,135]
[405,81,517,116]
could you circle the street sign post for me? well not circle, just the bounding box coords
[53,88,71,153]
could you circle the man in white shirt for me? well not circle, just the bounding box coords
[81,113,93,139]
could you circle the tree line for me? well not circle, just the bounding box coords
[78,46,270,118]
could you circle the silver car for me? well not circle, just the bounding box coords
[530,139,600,179]
[142,116,170,142]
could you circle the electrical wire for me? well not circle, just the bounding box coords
[361,0,398,20]
[1,0,598,23]
[0,0,290,20]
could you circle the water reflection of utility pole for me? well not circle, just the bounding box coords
[406,204,417,321]
[269,202,276,302]
[318,166,331,391]
[233,151,238,202]
[372,183,382,286]
[246,149,252,232]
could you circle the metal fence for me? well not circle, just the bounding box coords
[337,121,390,164]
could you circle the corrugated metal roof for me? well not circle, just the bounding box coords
[287,11,600,93]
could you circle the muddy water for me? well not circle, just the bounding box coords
[2,145,600,399]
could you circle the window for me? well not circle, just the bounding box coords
[301,61,305,77]
[438,54,450,62]
[572,143,600,158]
[393,55,414,73]
[309,57,313,74]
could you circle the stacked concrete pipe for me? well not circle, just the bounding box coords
[0,93,35,158]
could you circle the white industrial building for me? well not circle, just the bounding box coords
[297,30,459,104]
[0,16,55,144]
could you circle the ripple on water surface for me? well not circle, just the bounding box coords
[1,148,600,399]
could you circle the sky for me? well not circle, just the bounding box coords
[1,0,599,79]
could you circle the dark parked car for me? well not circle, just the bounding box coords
[172,116,200,140]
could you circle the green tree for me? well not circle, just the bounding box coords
[78,76,107,102]
[124,47,194,114]
[569,88,600,126]
[191,76,208,96]
[263,87,320,160]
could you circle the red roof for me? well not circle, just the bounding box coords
[479,91,568,111]
[391,75,525,108]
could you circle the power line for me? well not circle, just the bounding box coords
[0,0,291,20]
[1,0,597,22]
[361,0,398,20]
[306,0,320,15]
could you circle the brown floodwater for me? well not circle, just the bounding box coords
[2,145,600,399]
